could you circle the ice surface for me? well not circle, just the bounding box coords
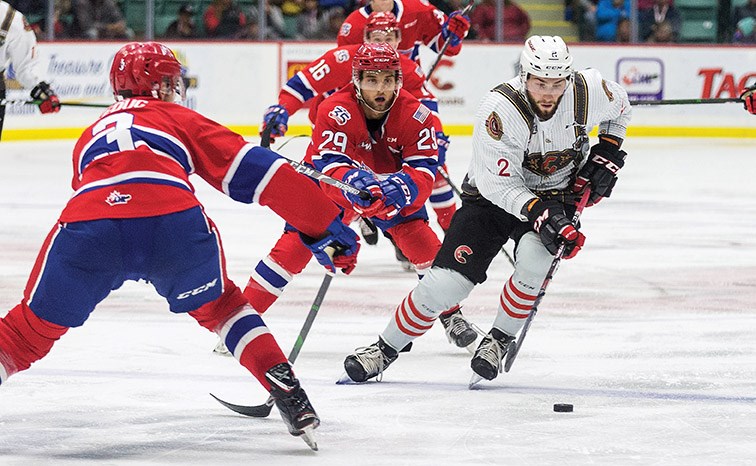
[0,136,754,465]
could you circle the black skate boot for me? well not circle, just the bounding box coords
[266,362,320,450]
[358,217,379,245]
[439,308,478,349]
[470,328,516,381]
[343,337,399,383]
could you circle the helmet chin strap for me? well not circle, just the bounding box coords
[356,87,399,116]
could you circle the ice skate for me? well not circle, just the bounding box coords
[439,309,478,349]
[358,217,379,245]
[394,244,413,272]
[266,363,320,450]
[470,329,516,385]
[343,337,399,383]
[213,338,231,356]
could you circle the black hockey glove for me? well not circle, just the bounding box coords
[30,82,61,114]
[572,136,626,206]
[526,199,585,259]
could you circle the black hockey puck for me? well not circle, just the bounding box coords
[553,403,573,412]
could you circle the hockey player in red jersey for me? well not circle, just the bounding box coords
[263,11,457,240]
[336,0,470,65]
[0,42,361,449]
[245,42,477,350]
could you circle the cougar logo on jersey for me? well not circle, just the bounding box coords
[524,149,578,176]
[454,245,473,264]
[329,106,351,125]
[486,112,503,141]
[105,190,132,206]
[177,278,218,299]
[334,49,350,63]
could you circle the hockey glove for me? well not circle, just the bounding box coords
[441,11,470,47]
[260,105,289,143]
[30,82,61,114]
[436,131,450,166]
[299,218,361,274]
[526,199,585,259]
[343,169,389,217]
[741,85,756,115]
[378,172,419,218]
[573,137,626,206]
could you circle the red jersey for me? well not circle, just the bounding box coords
[305,87,439,217]
[62,98,339,237]
[337,0,461,63]
[278,44,436,124]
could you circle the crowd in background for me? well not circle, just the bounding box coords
[7,0,755,44]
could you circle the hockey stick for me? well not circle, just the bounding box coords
[211,272,335,417]
[261,113,371,201]
[425,0,475,82]
[629,97,743,106]
[502,187,591,373]
[0,98,111,108]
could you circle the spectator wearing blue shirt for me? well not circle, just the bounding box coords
[595,0,629,42]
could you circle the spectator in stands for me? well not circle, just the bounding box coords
[595,0,629,42]
[165,4,198,39]
[733,16,756,44]
[732,0,756,25]
[240,2,287,40]
[71,0,132,39]
[570,0,597,41]
[296,0,321,39]
[615,17,630,42]
[203,0,247,38]
[639,0,680,42]
[470,0,530,42]
[646,18,675,43]
[303,5,348,40]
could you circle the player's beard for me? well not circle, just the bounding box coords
[526,92,564,120]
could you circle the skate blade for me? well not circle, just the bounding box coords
[335,372,357,385]
[468,373,484,389]
[300,425,318,451]
[465,342,476,355]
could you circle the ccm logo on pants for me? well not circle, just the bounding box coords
[177,279,218,300]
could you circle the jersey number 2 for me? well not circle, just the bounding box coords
[497,158,511,177]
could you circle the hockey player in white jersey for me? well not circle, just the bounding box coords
[0,0,60,140]
[343,35,632,383]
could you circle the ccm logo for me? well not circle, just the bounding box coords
[177,278,218,300]
[454,245,473,264]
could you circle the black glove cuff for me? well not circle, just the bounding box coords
[30,81,55,100]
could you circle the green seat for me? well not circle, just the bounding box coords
[154,13,176,37]
[679,6,718,22]
[675,0,717,7]
[122,0,147,35]
[679,19,718,42]
[731,0,749,7]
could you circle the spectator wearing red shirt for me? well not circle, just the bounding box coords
[470,0,530,42]
[204,0,246,38]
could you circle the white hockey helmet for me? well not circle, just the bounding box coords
[519,35,573,83]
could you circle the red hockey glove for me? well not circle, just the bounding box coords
[526,199,585,259]
[741,85,756,115]
[441,11,470,47]
[30,82,61,114]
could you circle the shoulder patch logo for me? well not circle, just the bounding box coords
[486,111,503,141]
[106,190,132,206]
[339,23,352,36]
[454,245,473,264]
[334,49,350,63]
[329,106,352,125]
[601,80,615,102]
[413,104,430,123]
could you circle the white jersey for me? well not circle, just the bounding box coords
[467,68,632,220]
[0,1,43,89]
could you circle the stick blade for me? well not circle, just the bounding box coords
[209,393,274,418]
[503,340,519,372]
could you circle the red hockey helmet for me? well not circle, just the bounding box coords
[109,42,184,101]
[352,42,402,114]
[364,11,401,44]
